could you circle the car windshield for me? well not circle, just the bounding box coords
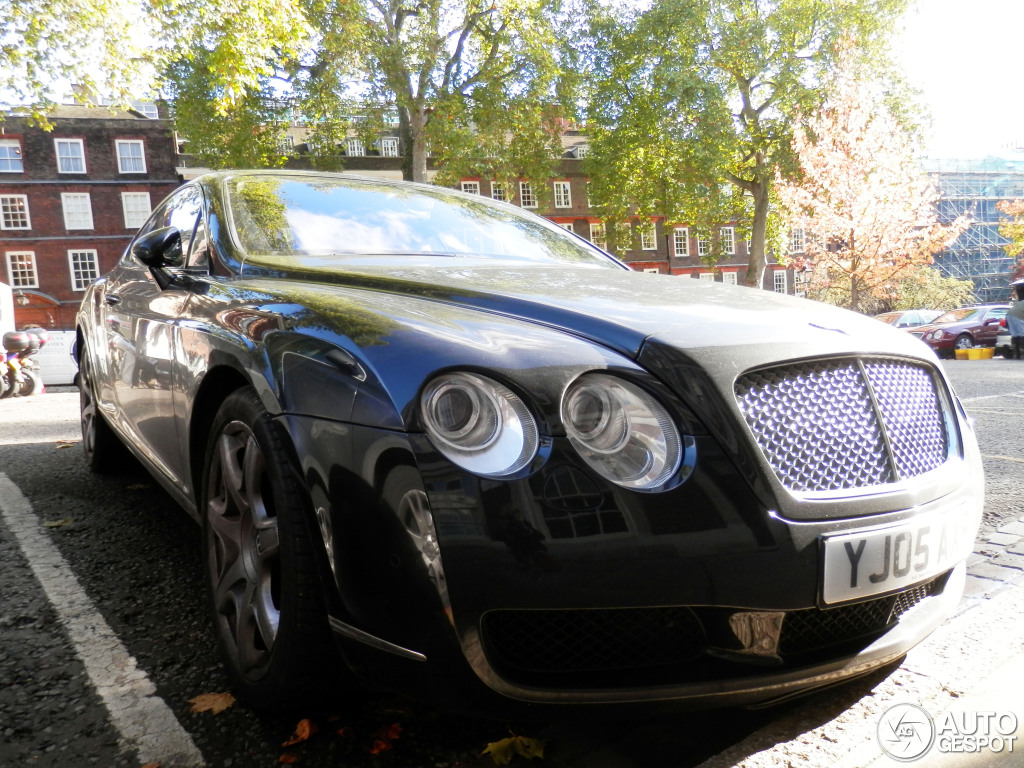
[934,308,984,324]
[224,175,619,268]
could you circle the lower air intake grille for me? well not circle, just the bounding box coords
[779,577,942,657]
[480,607,705,677]
[736,358,950,492]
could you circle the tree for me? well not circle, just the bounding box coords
[582,0,908,286]
[775,62,968,312]
[155,0,569,186]
[1,0,157,119]
[996,199,1024,282]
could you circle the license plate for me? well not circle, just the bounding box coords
[821,506,975,605]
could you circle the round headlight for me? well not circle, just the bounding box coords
[562,373,682,490]
[421,373,538,477]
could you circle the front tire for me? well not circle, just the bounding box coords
[954,334,974,351]
[202,387,339,711]
[79,349,125,472]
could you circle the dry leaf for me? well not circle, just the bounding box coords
[282,718,317,747]
[55,441,75,450]
[42,518,73,528]
[188,692,236,714]
[336,726,353,738]
[368,739,392,755]
[482,735,545,765]
[278,753,300,764]
[126,483,150,490]
[141,764,161,768]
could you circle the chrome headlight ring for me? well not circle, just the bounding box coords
[421,372,539,478]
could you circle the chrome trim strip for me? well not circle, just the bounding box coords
[328,617,427,663]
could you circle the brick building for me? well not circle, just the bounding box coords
[0,104,179,330]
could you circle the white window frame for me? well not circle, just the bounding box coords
[55,138,86,173]
[519,181,537,208]
[345,137,365,156]
[61,192,94,230]
[116,140,147,173]
[643,267,660,274]
[699,272,715,281]
[673,227,689,257]
[277,135,295,153]
[697,235,710,257]
[5,250,38,288]
[722,271,738,285]
[0,138,23,172]
[380,137,399,157]
[790,228,805,254]
[460,181,481,195]
[640,222,657,250]
[68,249,100,291]
[0,195,31,230]
[121,192,152,229]
[491,181,509,202]
[720,226,735,255]
[553,181,572,208]
[574,145,589,159]
[589,222,607,249]
[774,269,788,294]
[559,223,574,233]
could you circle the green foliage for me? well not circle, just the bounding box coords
[809,265,975,314]
[1,0,159,120]
[582,0,909,285]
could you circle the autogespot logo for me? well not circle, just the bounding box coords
[878,704,935,761]
[878,703,1019,761]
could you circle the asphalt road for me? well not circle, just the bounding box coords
[0,358,1021,768]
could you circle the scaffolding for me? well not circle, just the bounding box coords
[926,157,1024,303]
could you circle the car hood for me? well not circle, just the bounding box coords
[238,258,932,361]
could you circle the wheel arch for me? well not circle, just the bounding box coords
[188,364,251,509]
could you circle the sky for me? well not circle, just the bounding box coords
[898,0,1024,159]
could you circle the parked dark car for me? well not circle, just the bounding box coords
[909,305,1008,356]
[76,170,983,714]
[873,309,944,329]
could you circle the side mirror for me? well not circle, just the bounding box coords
[132,226,184,270]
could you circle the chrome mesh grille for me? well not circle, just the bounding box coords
[736,359,949,492]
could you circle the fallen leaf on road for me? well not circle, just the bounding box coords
[278,752,300,764]
[141,763,162,768]
[482,735,545,765]
[42,518,73,528]
[188,692,236,714]
[282,718,317,747]
[55,440,76,449]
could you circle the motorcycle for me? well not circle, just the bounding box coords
[1,328,48,398]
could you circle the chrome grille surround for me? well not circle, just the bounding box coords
[735,358,951,493]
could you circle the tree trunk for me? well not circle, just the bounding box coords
[408,107,429,184]
[398,107,414,182]
[745,178,771,288]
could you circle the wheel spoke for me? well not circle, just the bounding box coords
[217,429,250,515]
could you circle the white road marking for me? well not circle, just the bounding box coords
[0,473,205,768]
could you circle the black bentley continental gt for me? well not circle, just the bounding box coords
[76,170,983,714]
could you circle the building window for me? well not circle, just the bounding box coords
[55,138,86,173]
[697,235,710,257]
[640,222,656,250]
[61,193,94,230]
[790,228,805,253]
[720,226,735,255]
[6,251,38,288]
[380,137,399,157]
[553,181,572,208]
[460,181,481,195]
[345,137,365,156]
[519,181,537,208]
[722,271,738,285]
[574,145,589,159]
[121,192,152,229]
[491,181,509,202]
[0,195,30,229]
[116,140,146,173]
[774,269,788,294]
[69,249,100,291]
[135,103,159,119]
[643,267,660,273]
[0,139,23,172]
[559,223,574,233]
[699,272,715,281]
[277,135,295,153]
[673,227,689,257]
[589,222,607,249]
